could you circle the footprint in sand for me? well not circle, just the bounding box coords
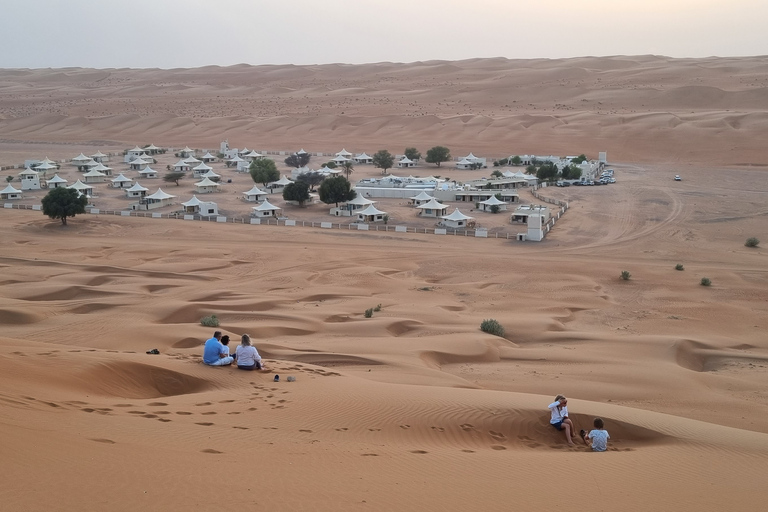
[247,407,258,411]
[201,411,217,415]
[142,414,158,419]
[227,412,241,415]
[489,431,506,441]
[157,418,172,423]
[491,445,507,451]
[461,449,475,453]
[195,402,212,407]
[361,453,379,457]
[400,424,411,429]
[335,428,348,432]
[460,423,476,432]
[232,426,249,430]
[219,400,235,403]
[128,411,146,415]
[82,408,95,413]
[176,411,193,415]
[299,429,313,433]
[410,450,428,454]
[201,449,222,454]
[431,426,445,432]
[195,422,214,426]
[89,438,115,444]
[147,402,168,407]
[113,404,133,408]
[368,428,381,432]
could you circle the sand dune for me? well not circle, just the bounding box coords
[1,56,768,511]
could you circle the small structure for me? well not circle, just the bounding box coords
[140,188,176,210]
[184,156,201,166]
[18,168,41,190]
[111,174,133,188]
[201,170,220,180]
[125,146,145,162]
[330,195,374,216]
[173,160,191,172]
[416,198,448,218]
[179,146,195,158]
[82,168,107,183]
[439,209,474,229]
[90,151,109,162]
[409,190,434,206]
[251,199,282,218]
[128,158,150,171]
[194,177,220,194]
[91,162,113,176]
[354,153,373,164]
[332,155,351,166]
[181,195,218,216]
[67,179,94,197]
[245,150,263,161]
[125,182,149,198]
[269,175,294,193]
[33,161,57,176]
[46,174,68,189]
[0,184,23,200]
[227,155,250,172]
[397,156,417,168]
[511,204,550,224]
[201,152,217,163]
[192,162,213,177]
[143,144,161,155]
[356,204,387,223]
[456,152,487,169]
[138,166,159,179]
[71,153,91,165]
[478,195,508,212]
[243,185,269,202]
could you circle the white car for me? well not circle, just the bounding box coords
[674,175,682,181]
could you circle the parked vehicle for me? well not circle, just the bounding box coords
[675,175,682,181]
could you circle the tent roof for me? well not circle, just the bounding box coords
[181,195,204,207]
[345,195,374,206]
[195,177,219,187]
[202,152,216,158]
[146,188,175,200]
[82,169,106,177]
[91,151,107,158]
[129,146,144,152]
[193,162,212,171]
[253,200,281,211]
[129,157,149,165]
[272,175,294,186]
[173,159,189,167]
[464,152,478,160]
[296,149,307,154]
[227,155,245,163]
[40,157,56,164]
[47,174,68,183]
[92,162,111,171]
[355,152,371,159]
[111,174,132,182]
[182,146,193,152]
[480,195,505,206]
[68,179,92,191]
[457,158,473,165]
[416,198,447,210]
[336,148,352,156]
[244,185,267,195]
[441,208,473,221]
[1,184,22,194]
[126,182,148,192]
[184,157,201,164]
[139,166,157,174]
[144,144,160,150]
[357,204,386,216]
[202,170,220,178]
[34,162,56,170]
[246,150,262,157]
[18,168,38,176]
[409,190,434,201]
[399,156,413,164]
[332,155,350,162]
[72,153,90,161]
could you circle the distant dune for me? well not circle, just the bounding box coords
[1,56,768,164]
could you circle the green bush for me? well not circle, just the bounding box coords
[480,319,505,337]
[373,304,382,312]
[675,264,684,271]
[200,314,219,327]
[620,270,631,280]
[700,277,712,287]
[745,237,760,248]
[364,308,374,318]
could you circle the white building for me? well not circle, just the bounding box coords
[18,168,41,190]
[82,168,107,183]
[110,174,133,188]
[409,190,434,206]
[201,152,217,163]
[478,195,508,212]
[269,175,294,193]
[124,146,145,162]
[354,153,373,164]
[138,166,158,179]
[173,160,191,172]
[125,182,148,198]
[192,162,213,177]
[439,209,474,229]
[243,185,269,202]
[251,199,282,218]
[397,156,417,168]
[90,151,109,163]
[0,184,23,200]
[416,198,448,218]
[67,179,94,197]
[194,177,220,194]
[138,188,176,210]
[46,174,68,189]
[356,204,387,223]
[72,153,91,166]
[181,195,218,216]
[329,195,374,217]
[128,158,151,171]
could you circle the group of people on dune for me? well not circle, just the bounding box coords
[548,394,610,451]
[202,330,267,371]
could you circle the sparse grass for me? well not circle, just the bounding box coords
[700,277,712,287]
[675,264,684,271]
[417,286,433,291]
[373,304,382,312]
[480,319,505,337]
[200,314,219,327]
[364,308,374,318]
[620,270,631,280]
[745,237,760,248]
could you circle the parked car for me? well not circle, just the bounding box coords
[675,175,682,181]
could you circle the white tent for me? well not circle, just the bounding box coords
[128,158,150,170]
[243,185,268,202]
[0,184,23,200]
[18,168,41,190]
[245,150,263,160]
[344,195,374,209]
[184,156,201,165]
[82,168,107,183]
[336,148,352,157]
[173,159,190,171]
[416,198,448,217]
[40,157,57,165]
[201,152,217,162]
[251,199,282,217]
[71,153,90,164]
[67,179,93,196]
[269,175,294,190]
[354,152,373,164]
[202,170,221,179]
[397,156,416,168]
[194,177,220,193]
[138,166,158,178]
[34,161,57,174]
[479,195,508,212]
[46,174,68,189]
[90,151,108,162]
[332,155,351,165]
[144,188,176,208]
[125,182,149,198]
[181,195,218,216]
[409,190,434,205]
[180,146,195,157]
[92,162,112,175]
[440,208,474,228]
[111,174,133,188]
[356,204,387,223]
[192,162,213,177]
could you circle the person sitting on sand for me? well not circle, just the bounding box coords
[235,334,265,371]
[220,335,232,359]
[203,331,234,366]
[580,418,610,452]
[548,394,576,446]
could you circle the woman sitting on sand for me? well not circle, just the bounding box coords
[548,394,576,446]
[235,334,265,371]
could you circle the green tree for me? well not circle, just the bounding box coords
[491,170,503,178]
[324,161,337,169]
[296,171,325,191]
[41,186,88,226]
[249,159,280,187]
[404,147,421,161]
[571,154,588,164]
[510,155,522,166]
[282,181,311,207]
[5,176,13,183]
[318,176,356,207]
[163,172,185,186]
[536,162,558,181]
[372,150,395,173]
[425,146,451,167]
[341,160,354,180]
[525,165,537,174]
[285,152,311,168]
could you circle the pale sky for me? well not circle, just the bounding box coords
[3,0,766,68]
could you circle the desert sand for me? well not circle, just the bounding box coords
[1,57,768,512]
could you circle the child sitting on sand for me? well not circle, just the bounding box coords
[580,418,610,452]
[548,394,576,446]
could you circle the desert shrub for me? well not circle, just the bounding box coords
[675,264,685,271]
[373,304,382,312]
[700,277,712,287]
[620,270,631,280]
[200,314,219,327]
[480,319,505,337]
[364,308,374,318]
[417,286,433,291]
[745,237,760,248]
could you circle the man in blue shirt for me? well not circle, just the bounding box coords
[202,331,234,366]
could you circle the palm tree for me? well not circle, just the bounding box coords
[342,161,354,180]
